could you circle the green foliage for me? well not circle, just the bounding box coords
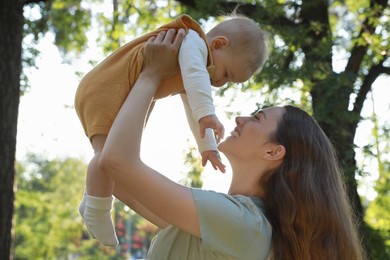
[363,114,390,258]
[23,0,92,54]
[180,142,204,188]
[365,191,390,258]
[96,0,183,54]
[14,154,116,259]
[50,0,91,54]
[22,1,51,93]
[356,97,390,258]
[22,0,91,92]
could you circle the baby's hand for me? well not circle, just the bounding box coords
[201,150,226,173]
[199,114,225,143]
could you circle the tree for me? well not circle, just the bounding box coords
[2,0,389,258]
[0,0,23,258]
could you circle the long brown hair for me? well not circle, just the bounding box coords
[263,105,365,259]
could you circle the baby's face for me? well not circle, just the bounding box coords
[210,49,252,87]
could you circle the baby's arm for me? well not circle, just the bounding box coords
[179,30,224,138]
[180,94,226,173]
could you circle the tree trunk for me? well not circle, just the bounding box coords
[0,0,23,258]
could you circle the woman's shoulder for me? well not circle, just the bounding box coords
[191,189,272,259]
[233,194,267,215]
[192,189,270,225]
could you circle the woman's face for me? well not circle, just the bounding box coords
[218,107,285,160]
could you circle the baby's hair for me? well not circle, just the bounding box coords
[208,12,271,75]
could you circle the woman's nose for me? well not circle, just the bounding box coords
[235,116,247,125]
[236,115,253,125]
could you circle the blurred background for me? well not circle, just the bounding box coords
[2,0,389,259]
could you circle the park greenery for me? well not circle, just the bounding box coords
[14,148,203,259]
[1,0,389,259]
[14,154,163,259]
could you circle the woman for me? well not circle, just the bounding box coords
[98,29,365,259]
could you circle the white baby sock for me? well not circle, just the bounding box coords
[78,190,87,219]
[79,190,97,238]
[84,195,118,247]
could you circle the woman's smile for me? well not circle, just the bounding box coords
[230,127,240,138]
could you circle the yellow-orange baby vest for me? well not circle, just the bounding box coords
[74,14,215,139]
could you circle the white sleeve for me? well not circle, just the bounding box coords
[180,93,218,153]
[179,29,215,122]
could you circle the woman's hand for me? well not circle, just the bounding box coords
[142,28,186,83]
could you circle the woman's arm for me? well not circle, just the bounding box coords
[99,29,201,237]
[113,183,169,228]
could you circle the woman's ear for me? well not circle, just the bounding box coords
[210,36,229,50]
[263,145,286,161]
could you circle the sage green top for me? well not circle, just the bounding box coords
[146,189,272,260]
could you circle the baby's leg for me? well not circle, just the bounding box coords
[79,135,118,247]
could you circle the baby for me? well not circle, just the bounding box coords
[75,14,269,246]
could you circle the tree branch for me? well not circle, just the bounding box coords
[24,0,46,5]
[344,0,388,74]
[174,0,297,28]
[383,65,390,75]
[353,59,387,118]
